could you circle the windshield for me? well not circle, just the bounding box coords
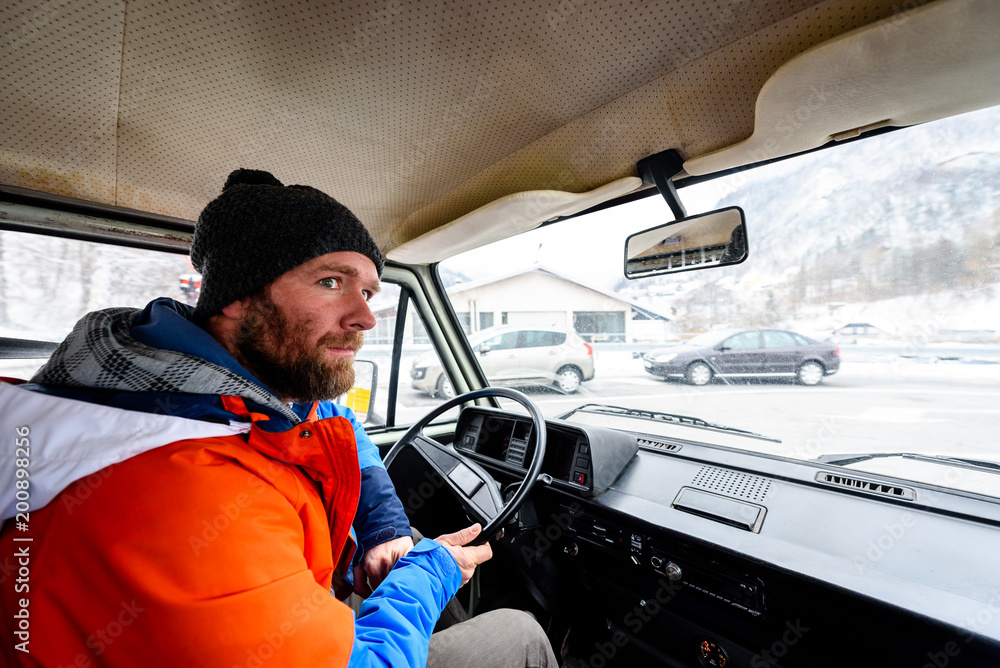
[438,105,1000,485]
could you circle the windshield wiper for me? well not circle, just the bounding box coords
[930,455,1000,472]
[559,403,780,442]
[818,452,1000,474]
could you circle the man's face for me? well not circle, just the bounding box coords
[232,251,379,403]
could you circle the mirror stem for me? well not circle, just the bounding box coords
[637,148,687,219]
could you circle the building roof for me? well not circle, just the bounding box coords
[446,264,672,321]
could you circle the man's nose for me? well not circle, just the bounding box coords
[344,291,377,331]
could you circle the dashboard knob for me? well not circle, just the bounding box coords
[666,561,683,582]
[563,542,579,557]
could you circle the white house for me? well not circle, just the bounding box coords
[445,265,673,343]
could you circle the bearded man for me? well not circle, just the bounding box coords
[0,170,556,667]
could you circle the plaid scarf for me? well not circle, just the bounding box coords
[31,307,299,422]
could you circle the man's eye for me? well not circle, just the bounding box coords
[319,277,341,289]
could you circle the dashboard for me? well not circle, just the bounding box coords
[446,406,1000,667]
[455,407,595,489]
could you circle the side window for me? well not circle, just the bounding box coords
[0,235,452,431]
[481,332,518,351]
[724,331,761,350]
[523,330,563,348]
[0,230,191,380]
[762,330,798,348]
[362,282,400,426]
[365,283,455,428]
[479,334,500,349]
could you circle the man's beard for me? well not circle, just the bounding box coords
[232,293,363,403]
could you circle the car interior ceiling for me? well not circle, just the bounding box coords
[3,0,1000,666]
[5,0,997,255]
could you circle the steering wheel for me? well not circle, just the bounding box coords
[383,387,547,546]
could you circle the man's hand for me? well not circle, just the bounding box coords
[354,535,414,596]
[434,523,493,587]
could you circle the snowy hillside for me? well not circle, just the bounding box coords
[614,106,1000,341]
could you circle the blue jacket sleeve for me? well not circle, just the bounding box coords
[316,402,413,550]
[347,540,462,668]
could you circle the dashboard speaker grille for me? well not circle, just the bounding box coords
[692,466,771,502]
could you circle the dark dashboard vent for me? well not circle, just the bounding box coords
[692,466,771,502]
[815,472,916,501]
[636,437,682,453]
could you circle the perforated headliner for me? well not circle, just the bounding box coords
[1,0,940,254]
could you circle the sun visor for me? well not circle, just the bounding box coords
[684,0,1000,176]
[387,176,642,264]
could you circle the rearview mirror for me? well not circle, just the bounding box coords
[624,206,747,278]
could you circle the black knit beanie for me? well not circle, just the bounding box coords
[191,169,384,320]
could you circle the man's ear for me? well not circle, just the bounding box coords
[203,299,249,352]
[219,299,246,320]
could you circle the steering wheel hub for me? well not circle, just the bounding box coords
[383,387,547,545]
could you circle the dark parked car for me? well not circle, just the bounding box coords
[642,328,840,386]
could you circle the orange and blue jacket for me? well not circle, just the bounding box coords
[0,299,461,666]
